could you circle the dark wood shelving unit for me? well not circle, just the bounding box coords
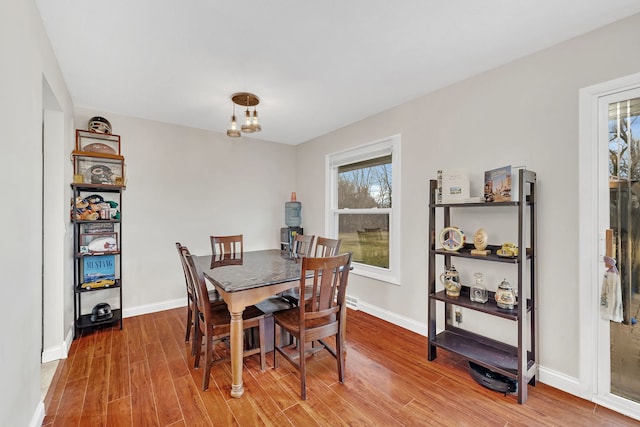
[72,183,124,337]
[427,169,538,404]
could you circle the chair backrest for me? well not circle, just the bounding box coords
[210,234,243,260]
[176,242,195,300]
[298,253,352,336]
[293,234,315,258]
[184,252,211,323]
[314,237,342,257]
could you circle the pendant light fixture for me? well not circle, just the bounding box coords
[227,92,261,137]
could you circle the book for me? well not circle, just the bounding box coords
[82,254,116,283]
[439,169,470,203]
[483,165,524,202]
[82,222,114,233]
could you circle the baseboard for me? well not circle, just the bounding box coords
[358,300,427,337]
[29,401,45,427]
[41,327,72,363]
[538,365,581,396]
[123,297,186,318]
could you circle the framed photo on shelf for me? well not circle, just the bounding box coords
[438,169,470,203]
[80,232,118,253]
[73,154,125,186]
[483,165,523,202]
[82,254,116,283]
[75,129,121,155]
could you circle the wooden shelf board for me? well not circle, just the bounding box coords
[430,329,535,379]
[76,308,122,329]
[430,288,531,320]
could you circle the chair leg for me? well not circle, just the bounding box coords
[258,317,266,371]
[336,332,345,383]
[185,305,192,343]
[273,322,278,369]
[193,325,202,369]
[299,336,307,400]
[202,330,212,391]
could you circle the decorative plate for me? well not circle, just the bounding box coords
[439,226,465,251]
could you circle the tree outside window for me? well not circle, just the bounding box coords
[337,155,391,268]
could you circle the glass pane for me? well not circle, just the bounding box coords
[608,97,640,403]
[338,214,389,268]
[338,155,392,209]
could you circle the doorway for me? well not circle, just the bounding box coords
[599,89,640,404]
[579,73,640,421]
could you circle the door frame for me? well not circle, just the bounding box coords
[578,71,640,420]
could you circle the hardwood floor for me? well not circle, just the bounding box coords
[43,307,639,426]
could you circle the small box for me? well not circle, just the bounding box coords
[73,152,125,186]
[76,129,121,155]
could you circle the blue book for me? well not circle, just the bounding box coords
[82,255,116,283]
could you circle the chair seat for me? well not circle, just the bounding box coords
[206,304,266,336]
[272,306,337,334]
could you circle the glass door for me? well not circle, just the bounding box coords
[604,92,640,403]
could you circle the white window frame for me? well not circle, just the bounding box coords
[325,134,401,285]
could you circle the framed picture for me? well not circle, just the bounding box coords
[80,232,119,253]
[82,254,116,284]
[76,129,121,155]
[73,154,125,186]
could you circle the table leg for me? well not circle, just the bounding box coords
[230,309,244,398]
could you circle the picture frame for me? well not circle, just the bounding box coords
[73,153,125,186]
[80,232,119,253]
[82,254,116,284]
[75,129,121,155]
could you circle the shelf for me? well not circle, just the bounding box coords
[76,251,121,258]
[71,182,125,191]
[429,329,535,380]
[428,170,537,404]
[76,308,122,329]
[73,219,120,224]
[72,176,124,338]
[431,244,531,263]
[429,196,533,208]
[430,287,531,320]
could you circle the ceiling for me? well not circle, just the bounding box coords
[36,1,640,145]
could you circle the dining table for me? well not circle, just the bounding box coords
[194,249,302,398]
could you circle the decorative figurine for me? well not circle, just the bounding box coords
[495,278,517,310]
[496,242,519,258]
[440,265,462,297]
[471,228,490,256]
[470,272,488,303]
[439,226,465,252]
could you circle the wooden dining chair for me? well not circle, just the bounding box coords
[292,233,315,259]
[283,236,342,307]
[210,234,243,260]
[175,243,224,355]
[272,252,352,400]
[314,236,342,257]
[184,252,267,391]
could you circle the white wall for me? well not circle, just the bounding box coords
[73,109,297,315]
[1,1,74,426]
[295,13,640,385]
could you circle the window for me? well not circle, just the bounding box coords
[326,135,400,284]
